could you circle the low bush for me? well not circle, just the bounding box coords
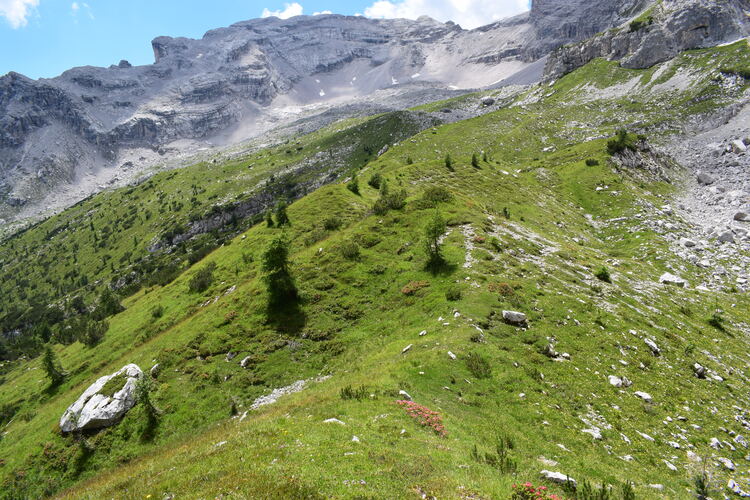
[466,352,492,379]
[594,266,612,283]
[401,280,429,295]
[339,240,361,260]
[188,262,216,293]
[445,286,461,301]
[396,400,446,436]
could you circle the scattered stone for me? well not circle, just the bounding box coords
[719,231,735,243]
[251,379,311,410]
[150,363,160,378]
[732,139,748,153]
[644,338,661,356]
[636,431,655,442]
[401,344,413,354]
[240,356,252,368]
[664,460,678,471]
[728,479,750,497]
[634,391,652,403]
[735,212,750,222]
[540,470,576,488]
[718,457,736,471]
[608,375,631,388]
[419,330,427,336]
[324,418,346,425]
[352,435,360,443]
[710,437,722,449]
[693,363,706,379]
[481,97,496,106]
[398,390,412,401]
[660,272,686,287]
[667,441,681,449]
[561,352,571,360]
[649,484,664,491]
[697,172,715,185]
[447,351,457,360]
[59,364,143,433]
[582,427,603,440]
[225,352,237,362]
[502,310,528,326]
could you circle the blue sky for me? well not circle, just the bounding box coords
[0,0,530,79]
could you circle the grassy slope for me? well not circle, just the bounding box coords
[1,41,750,499]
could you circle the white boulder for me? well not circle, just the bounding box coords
[659,272,686,287]
[502,310,528,326]
[540,470,576,488]
[60,364,143,433]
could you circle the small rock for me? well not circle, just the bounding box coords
[660,272,687,287]
[540,470,576,488]
[634,391,652,403]
[447,351,457,360]
[644,338,661,356]
[719,231,735,243]
[150,363,160,378]
[697,172,715,185]
[502,310,528,326]
[735,212,750,222]
[419,330,427,336]
[664,460,678,471]
[352,435,360,443]
[398,390,412,401]
[718,457,736,471]
[732,139,747,153]
[693,363,706,379]
[324,418,346,425]
[710,437,722,449]
[240,356,252,368]
[401,344,413,354]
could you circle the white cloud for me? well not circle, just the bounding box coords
[261,2,303,20]
[71,1,78,12]
[364,0,529,29]
[313,10,332,15]
[0,0,39,28]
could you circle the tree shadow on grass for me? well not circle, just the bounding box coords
[424,257,458,277]
[265,297,306,335]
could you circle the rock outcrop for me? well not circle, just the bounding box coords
[1,2,638,224]
[545,0,750,79]
[59,364,143,432]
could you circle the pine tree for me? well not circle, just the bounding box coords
[347,177,360,195]
[424,210,447,266]
[445,154,454,171]
[261,235,298,307]
[471,153,480,168]
[274,201,290,227]
[42,345,66,386]
[265,210,274,227]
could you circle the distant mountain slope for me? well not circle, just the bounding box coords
[0,1,655,225]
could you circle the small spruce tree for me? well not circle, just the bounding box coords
[261,235,298,307]
[265,210,275,228]
[274,201,290,227]
[42,345,66,386]
[445,153,454,171]
[425,210,447,266]
[347,177,360,195]
[471,153,480,168]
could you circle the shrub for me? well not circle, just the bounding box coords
[606,129,638,155]
[188,262,216,293]
[151,305,164,319]
[585,158,600,166]
[472,435,516,474]
[396,400,446,436]
[373,189,407,215]
[445,286,461,301]
[471,153,480,168]
[466,352,492,379]
[594,266,611,283]
[323,216,342,231]
[511,483,564,500]
[339,240,361,260]
[265,210,274,227]
[340,385,368,401]
[92,288,124,321]
[629,16,653,32]
[346,177,360,195]
[401,281,429,295]
[445,153,454,171]
[81,320,109,347]
[421,186,452,205]
[406,157,414,165]
[707,311,725,331]
[368,172,383,190]
[489,282,515,296]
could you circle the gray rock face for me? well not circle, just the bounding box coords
[1,2,636,224]
[545,0,750,78]
[59,364,143,433]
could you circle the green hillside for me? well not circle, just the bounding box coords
[2,41,750,499]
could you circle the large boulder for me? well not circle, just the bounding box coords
[659,272,686,287]
[60,364,143,433]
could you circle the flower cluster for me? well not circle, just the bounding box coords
[396,400,446,436]
[511,483,565,500]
